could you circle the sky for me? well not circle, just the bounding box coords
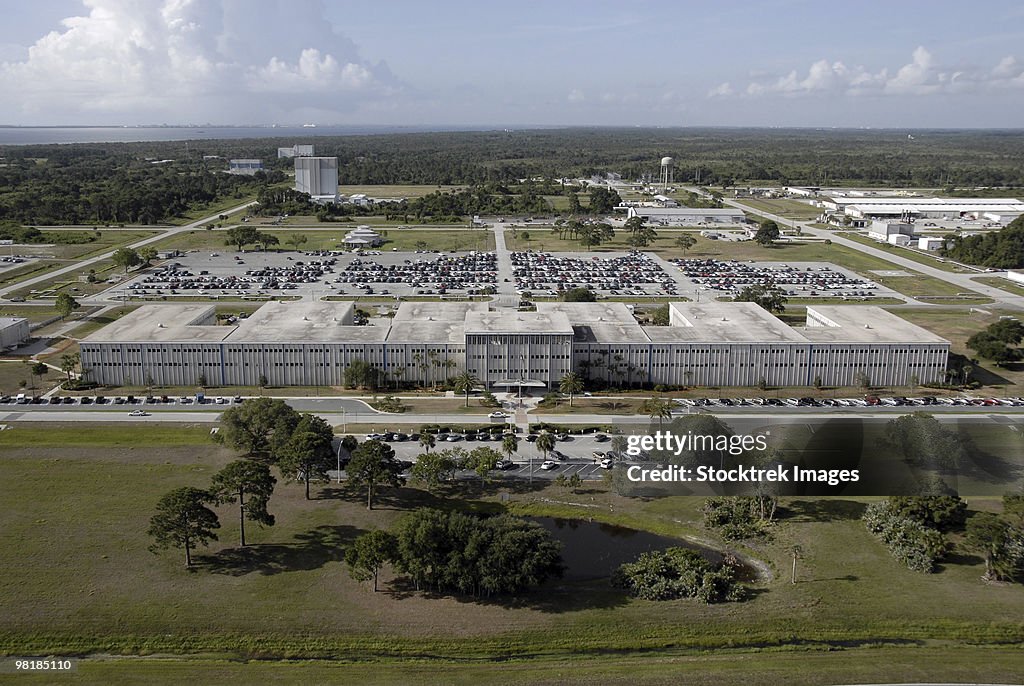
[1,0,1023,128]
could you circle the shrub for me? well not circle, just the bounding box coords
[864,500,950,573]
[612,547,745,603]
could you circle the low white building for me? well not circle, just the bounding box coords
[343,226,383,247]
[918,237,945,251]
[888,234,912,246]
[0,317,30,349]
[228,159,263,175]
[867,221,915,241]
[626,207,747,225]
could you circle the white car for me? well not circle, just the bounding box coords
[128,410,150,417]
[599,457,614,469]
[488,411,508,419]
[215,397,226,404]
[540,460,558,470]
[365,433,386,441]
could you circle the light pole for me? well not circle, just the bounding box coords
[336,437,344,484]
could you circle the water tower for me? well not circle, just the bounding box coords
[660,156,674,190]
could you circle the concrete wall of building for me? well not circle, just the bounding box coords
[0,318,30,349]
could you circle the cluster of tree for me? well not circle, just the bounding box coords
[409,444,510,490]
[702,495,779,541]
[0,150,280,225]
[733,283,788,314]
[6,130,1024,225]
[941,217,1024,268]
[862,496,966,572]
[884,413,967,470]
[561,287,597,303]
[754,219,781,246]
[611,547,746,603]
[586,187,622,214]
[147,458,277,568]
[965,495,1024,581]
[966,318,1024,366]
[223,226,280,252]
[0,222,98,245]
[400,186,551,221]
[622,216,658,247]
[550,220,615,247]
[216,397,337,499]
[345,509,563,596]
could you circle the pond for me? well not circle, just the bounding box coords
[528,516,749,581]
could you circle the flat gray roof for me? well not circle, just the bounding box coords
[465,310,574,335]
[800,306,949,344]
[634,207,746,216]
[667,302,807,343]
[231,301,388,343]
[0,317,28,328]
[392,301,487,322]
[83,304,231,343]
[537,302,650,343]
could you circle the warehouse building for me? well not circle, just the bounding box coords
[80,301,948,389]
[624,207,747,225]
[822,196,1024,223]
[227,159,263,175]
[0,317,30,350]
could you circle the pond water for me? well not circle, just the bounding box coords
[528,516,742,581]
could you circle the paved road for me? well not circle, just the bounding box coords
[491,222,517,301]
[0,200,257,301]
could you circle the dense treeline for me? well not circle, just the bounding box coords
[3,128,1023,225]
[942,216,1024,268]
[0,148,284,224]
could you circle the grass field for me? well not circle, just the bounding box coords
[976,276,1024,297]
[11,647,1024,685]
[836,232,969,273]
[13,230,158,261]
[338,184,466,199]
[171,195,256,225]
[1,423,1022,677]
[147,228,495,253]
[733,198,821,221]
[0,360,62,396]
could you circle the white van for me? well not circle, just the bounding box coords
[15,393,27,404]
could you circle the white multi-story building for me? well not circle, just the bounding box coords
[294,157,339,201]
[79,301,948,390]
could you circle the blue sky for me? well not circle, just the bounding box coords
[1,0,1023,127]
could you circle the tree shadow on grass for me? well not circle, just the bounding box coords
[196,524,361,576]
[383,576,632,613]
[935,551,985,573]
[778,499,867,522]
[320,479,554,511]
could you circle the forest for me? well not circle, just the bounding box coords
[2,127,1023,225]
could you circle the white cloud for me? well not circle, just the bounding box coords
[567,88,585,103]
[0,0,398,123]
[712,47,1024,100]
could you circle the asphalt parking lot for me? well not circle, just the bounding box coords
[666,258,900,299]
[101,248,500,300]
[512,250,679,297]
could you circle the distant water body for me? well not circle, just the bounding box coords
[0,125,504,146]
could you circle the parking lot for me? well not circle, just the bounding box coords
[512,250,678,297]
[100,248,500,301]
[667,258,897,299]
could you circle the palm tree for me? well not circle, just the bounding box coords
[419,432,436,453]
[60,353,80,384]
[501,434,519,461]
[558,372,584,407]
[641,396,673,429]
[452,371,479,407]
[534,432,556,484]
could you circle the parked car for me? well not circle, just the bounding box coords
[495,459,516,470]
[540,460,558,470]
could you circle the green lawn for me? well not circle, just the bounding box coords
[836,232,969,273]
[976,276,1024,297]
[1,425,1022,672]
[14,647,1024,685]
[146,228,494,253]
[734,198,821,221]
